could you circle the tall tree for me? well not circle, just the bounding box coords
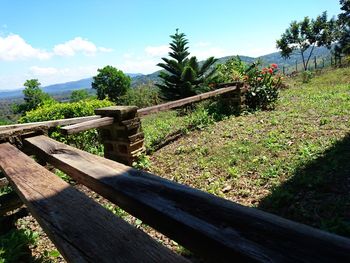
[336,0,350,55]
[276,12,336,70]
[14,79,51,114]
[92,66,131,102]
[156,29,217,100]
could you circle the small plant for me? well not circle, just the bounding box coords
[0,229,39,262]
[301,70,314,83]
[132,154,151,170]
[215,58,282,110]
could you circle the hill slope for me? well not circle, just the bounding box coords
[144,67,350,238]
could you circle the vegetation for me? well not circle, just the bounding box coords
[19,99,113,151]
[70,89,90,102]
[336,0,350,55]
[92,65,131,102]
[276,12,336,71]
[148,67,350,237]
[13,79,53,114]
[156,29,217,100]
[119,83,161,108]
[215,57,282,110]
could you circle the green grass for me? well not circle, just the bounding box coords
[148,67,350,237]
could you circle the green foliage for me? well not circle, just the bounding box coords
[156,29,217,100]
[301,70,314,83]
[214,56,257,83]
[0,229,39,262]
[19,99,113,152]
[70,89,90,102]
[92,65,131,102]
[336,0,350,55]
[132,154,151,170]
[119,83,161,107]
[14,79,53,114]
[215,57,282,110]
[276,12,336,70]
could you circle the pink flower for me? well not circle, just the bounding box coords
[271,63,278,69]
[268,68,273,74]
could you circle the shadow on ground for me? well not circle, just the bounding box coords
[259,134,350,237]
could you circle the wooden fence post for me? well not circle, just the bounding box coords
[94,106,145,165]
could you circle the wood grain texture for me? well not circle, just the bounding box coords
[0,143,186,263]
[0,115,102,132]
[60,117,114,135]
[25,135,350,263]
[137,86,241,117]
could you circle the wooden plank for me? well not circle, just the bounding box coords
[0,143,186,263]
[137,86,240,117]
[0,125,47,143]
[0,115,102,132]
[0,191,23,215]
[25,135,350,262]
[60,117,114,135]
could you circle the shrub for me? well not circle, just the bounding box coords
[301,70,314,83]
[19,99,113,152]
[119,84,161,108]
[215,57,282,110]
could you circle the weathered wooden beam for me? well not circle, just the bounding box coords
[0,142,186,263]
[60,117,114,135]
[25,135,350,263]
[0,191,23,215]
[0,115,102,132]
[137,85,241,117]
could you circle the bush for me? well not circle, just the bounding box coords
[19,99,113,152]
[119,84,161,108]
[301,70,314,83]
[215,57,282,110]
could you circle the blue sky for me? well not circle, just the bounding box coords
[0,0,341,90]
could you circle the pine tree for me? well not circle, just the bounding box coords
[156,29,217,100]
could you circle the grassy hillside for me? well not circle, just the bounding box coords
[146,67,350,237]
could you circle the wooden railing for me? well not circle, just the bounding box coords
[1,135,349,262]
[1,83,349,261]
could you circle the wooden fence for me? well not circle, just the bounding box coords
[1,83,349,262]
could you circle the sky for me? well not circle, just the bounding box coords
[0,0,342,90]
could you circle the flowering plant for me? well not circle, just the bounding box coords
[214,57,283,110]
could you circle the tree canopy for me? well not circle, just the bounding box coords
[92,66,131,102]
[14,79,52,114]
[336,0,350,55]
[156,29,217,101]
[276,12,336,70]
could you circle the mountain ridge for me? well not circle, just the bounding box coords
[0,46,332,99]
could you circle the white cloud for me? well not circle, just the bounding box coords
[192,47,229,60]
[53,37,100,56]
[120,58,159,74]
[27,65,98,83]
[29,66,58,76]
[145,45,169,57]
[194,41,211,48]
[98,47,113,52]
[0,34,51,61]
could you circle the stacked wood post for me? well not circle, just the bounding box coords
[95,106,145,165]
[217,82,246,113]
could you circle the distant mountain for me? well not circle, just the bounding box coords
[0,73,143,99]
[0,46,333,99]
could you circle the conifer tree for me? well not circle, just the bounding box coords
[156,29,217,100]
